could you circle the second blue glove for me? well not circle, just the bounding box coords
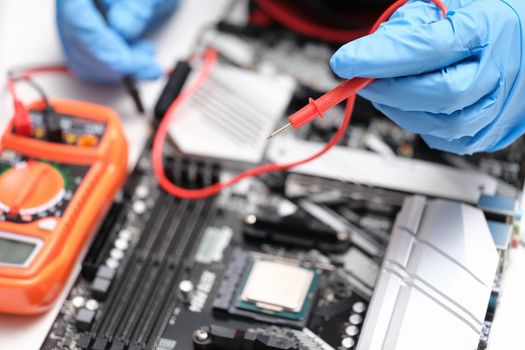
[330,0,525,155]
[56,0,179,84]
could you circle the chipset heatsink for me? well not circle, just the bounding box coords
[235,258,319,322]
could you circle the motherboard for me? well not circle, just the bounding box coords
[41,150,384,350]
[40,6,523,349]
[40,142,517,350]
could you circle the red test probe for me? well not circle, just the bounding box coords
[267,0,447,139]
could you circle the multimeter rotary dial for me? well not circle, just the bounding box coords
[0,161,66,220]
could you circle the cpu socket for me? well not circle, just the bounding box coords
[213,249,321,327]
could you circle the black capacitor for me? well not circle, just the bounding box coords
[91,277,111,299]
[77,333,93,349]
[75,308,96,332]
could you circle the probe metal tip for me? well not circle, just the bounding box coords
[266,123,292,141]
[123,75,145,114]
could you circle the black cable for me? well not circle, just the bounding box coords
[7,70,52,108]
[15,77,52,109]
[9,74,63,141]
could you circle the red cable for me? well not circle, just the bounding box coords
[255,0,370,43]
[13,65,70,77]
[153,49,356,199]
[8,77,33,136]
[153,0,448,199]
[8,65,70,136]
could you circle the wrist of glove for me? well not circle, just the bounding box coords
[330,0,525,155]
[56,0,179,84]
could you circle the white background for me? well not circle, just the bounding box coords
[0,0,524,349]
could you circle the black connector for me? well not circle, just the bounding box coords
[154,60,192,123]
[42,107,63,143]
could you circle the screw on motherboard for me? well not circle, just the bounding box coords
[244,214,257,225]
[194,329,209,342]
[337,231,349,241]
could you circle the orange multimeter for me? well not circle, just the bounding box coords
[0,99,128,315]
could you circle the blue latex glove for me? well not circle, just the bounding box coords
[56,0,179,84]
[330,0,525,155]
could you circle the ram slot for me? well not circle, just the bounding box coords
[111,199,195,348]
[87,194,176,349]
[132,198,216,349]
[146,197,218,350]
[82,202,125,279]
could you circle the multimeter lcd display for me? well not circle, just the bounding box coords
[0,236,36,266]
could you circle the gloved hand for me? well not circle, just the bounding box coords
[330,0,525,155]
[56,0,179,84]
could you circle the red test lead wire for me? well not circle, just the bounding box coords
[7,65,70,137]
[152,49,357,199]
[153,0,448,199]
[7,78,32,136]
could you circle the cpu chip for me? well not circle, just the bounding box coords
[235,258,319,321]
[241,260,313,312]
